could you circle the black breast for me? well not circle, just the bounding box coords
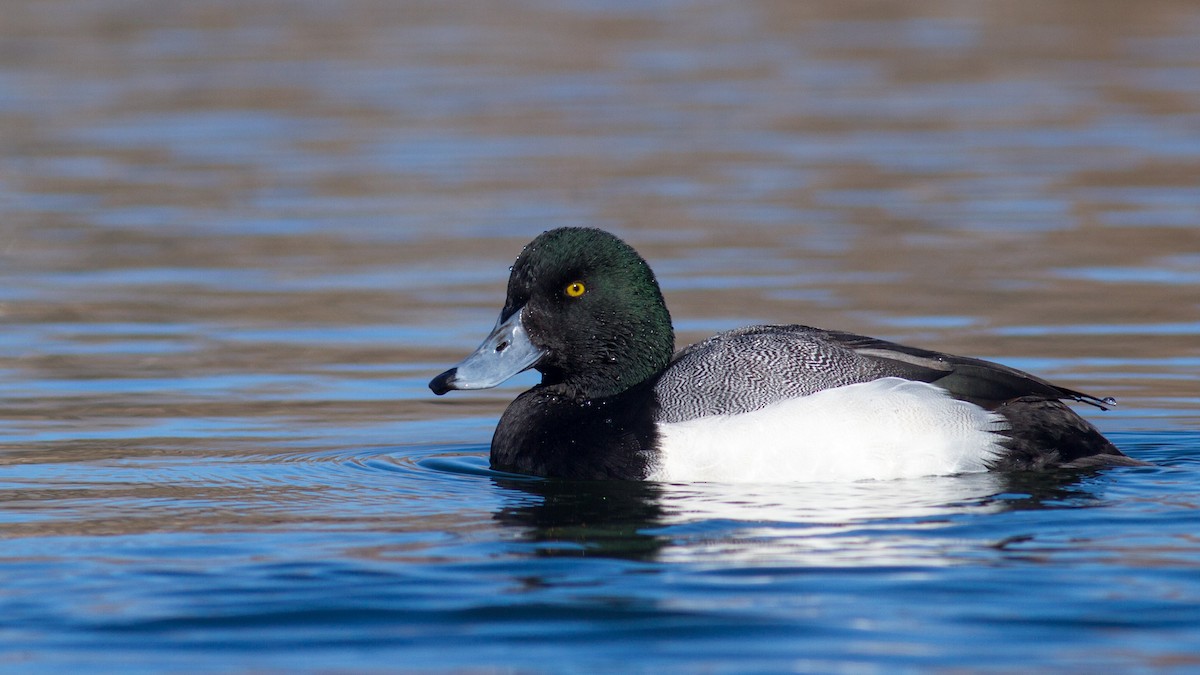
[490,383,661,480]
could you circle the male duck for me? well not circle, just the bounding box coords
[430,227,1135,482]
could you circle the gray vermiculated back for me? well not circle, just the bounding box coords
[652,325,902,423]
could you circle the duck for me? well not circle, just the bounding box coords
[429,227,1137,482]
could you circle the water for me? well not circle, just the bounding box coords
[2,0,1199,671]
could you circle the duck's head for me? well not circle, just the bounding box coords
[429,228,675,400]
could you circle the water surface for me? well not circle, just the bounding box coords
[2,1,1199,672]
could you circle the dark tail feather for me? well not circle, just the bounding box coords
[992,398,1129,470]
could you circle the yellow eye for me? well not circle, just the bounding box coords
[565,281,586,298]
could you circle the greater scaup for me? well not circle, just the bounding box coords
[429,227,1138,482]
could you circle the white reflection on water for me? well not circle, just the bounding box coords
[649,474,1008,567]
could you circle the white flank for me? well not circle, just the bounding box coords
[650,377,1008,483]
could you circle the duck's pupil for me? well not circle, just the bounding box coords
[496,341,508,352]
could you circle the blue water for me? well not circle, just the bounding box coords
[3,1,1200,672]
[4,441,1199,672]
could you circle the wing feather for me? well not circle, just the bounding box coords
[652,325,1113,425]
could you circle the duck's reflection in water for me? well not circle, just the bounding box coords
[492,469,1111,565]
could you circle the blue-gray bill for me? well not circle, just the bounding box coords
[429,308,543,395]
